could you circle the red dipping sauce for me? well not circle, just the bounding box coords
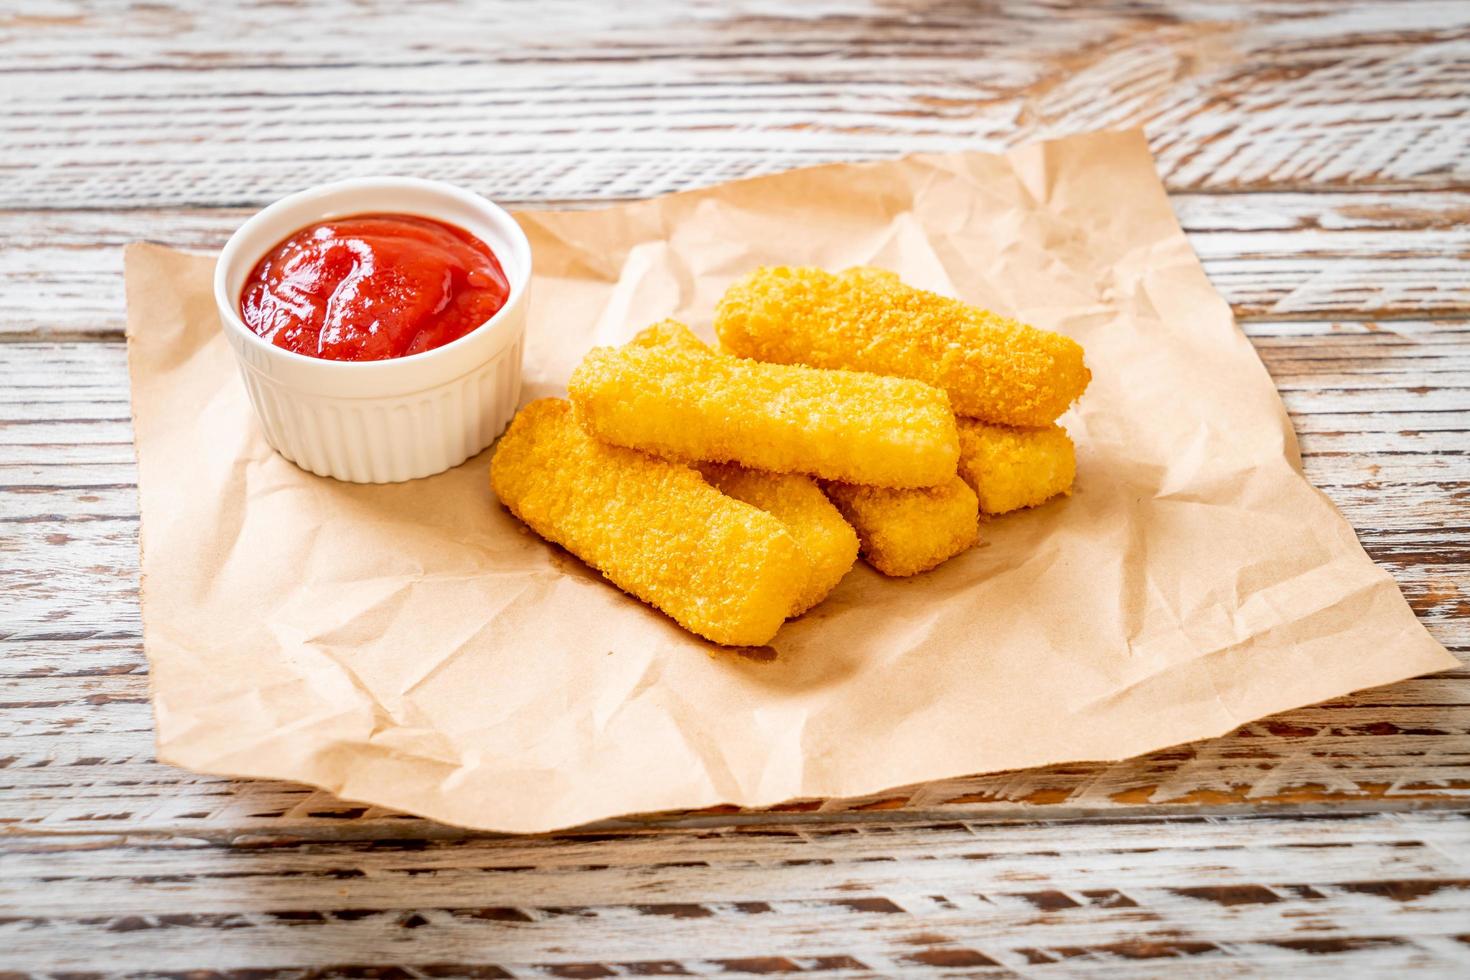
[239,213,510,361]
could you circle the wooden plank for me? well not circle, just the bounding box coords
[2,0,1468,210]
[4,191,1470,341]
[0,331,1464,838]
[1,812,1468,974]
[4,1,1468,973]
[1173,194,1470,319]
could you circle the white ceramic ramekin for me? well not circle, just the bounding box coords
[214,177,531,483]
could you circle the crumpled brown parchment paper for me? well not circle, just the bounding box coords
[125,130,1457,832]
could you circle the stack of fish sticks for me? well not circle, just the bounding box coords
[491,266,1090,646]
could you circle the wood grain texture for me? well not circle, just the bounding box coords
[3,191,1470,340]
[3,0,1469,973]
[3,812,1470,975]
[2,0,1469,211]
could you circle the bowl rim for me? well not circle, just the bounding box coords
[213,176,532,374]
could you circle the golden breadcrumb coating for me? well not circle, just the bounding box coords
[716,266,1090,427]
[823,476,980,578]
[631,326,857,614]
[490,399,811,647]
[700,463,859,616]
[568,320,960,489]
[625,319,707,351]
[957,419,1077,515]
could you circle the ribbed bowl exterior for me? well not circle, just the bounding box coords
[233,334,524,483]
[214,177,533,484]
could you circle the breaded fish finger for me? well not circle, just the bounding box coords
[701,463,859,616]
[631,325,858,613]
[823,476,980,578]
[490,399,811,647]
[716,266,1090,427]
[568,320,959,489]
[625,318,707,351]
[630,325,859,612]
[957,419,1077,515]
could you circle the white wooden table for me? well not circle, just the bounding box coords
[3,1,1469,975]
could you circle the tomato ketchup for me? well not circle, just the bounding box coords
[239,213,510,361]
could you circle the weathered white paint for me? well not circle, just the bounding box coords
[1,813,1469,974]
[5,192,1470,338]
[3,0,1469,973]
[2,0,1468,210]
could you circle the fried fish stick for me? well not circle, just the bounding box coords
[625,318,708,351]
[490,399,811,646]
[636,324,860,611]
[957,419,1077,515]
[823,477,979,578]
[631,325,858,613]
[568,320,959,488]
[716,266,1090,427]
[700,463,859,616]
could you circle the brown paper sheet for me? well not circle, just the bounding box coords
[125,130,1457,833]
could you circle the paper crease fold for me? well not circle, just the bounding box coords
[124,129,1458,833]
